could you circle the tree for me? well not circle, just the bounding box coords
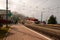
[43,21,46,24]
[12,15,19,24]
[7,11,13,17]
[48,15,57,24]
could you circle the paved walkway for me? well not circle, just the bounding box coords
[5,24,51,40]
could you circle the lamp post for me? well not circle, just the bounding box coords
[6,0,8,27]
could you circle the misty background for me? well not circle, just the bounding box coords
[0,0,60,23]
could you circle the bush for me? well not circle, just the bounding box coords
[0,23,3,28]
[35,21,40,24]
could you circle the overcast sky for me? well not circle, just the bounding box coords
[0,0,60,23]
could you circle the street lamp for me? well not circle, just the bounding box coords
[6,0,8,27]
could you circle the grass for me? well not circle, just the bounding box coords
[0,26,10,40]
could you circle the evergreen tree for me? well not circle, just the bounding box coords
[48,15,57,24]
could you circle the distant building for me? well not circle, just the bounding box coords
[0,9,12,24]
[0,9,12,20]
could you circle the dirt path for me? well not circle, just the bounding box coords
[5,24,51,40]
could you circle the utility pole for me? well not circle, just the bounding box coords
[41,12,43,23]
[6,0,8,27]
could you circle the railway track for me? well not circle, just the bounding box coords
[35,24,60,30]
[24,24,60,40]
